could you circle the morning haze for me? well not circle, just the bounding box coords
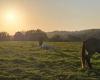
[0,0,100,34]
[0,1,100,80]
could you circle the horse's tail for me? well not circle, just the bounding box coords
[81,41,86,69]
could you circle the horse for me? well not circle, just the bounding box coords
[41,42,56,50]
[38,38,55,50]
[81,37,100,69]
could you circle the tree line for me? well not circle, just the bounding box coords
[0,29,100,41]
[0,29,48,41]
[0,29,64,41]
[0,30,80,41]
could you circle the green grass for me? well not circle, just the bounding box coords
[0,41,99,80]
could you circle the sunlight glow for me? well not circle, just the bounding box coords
[5,10,17,24]
[1,9,23,34]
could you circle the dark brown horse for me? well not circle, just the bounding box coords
[81,38,100,69]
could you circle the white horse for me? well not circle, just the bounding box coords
[40,43,55,50]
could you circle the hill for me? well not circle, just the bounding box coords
[47,29,100,41]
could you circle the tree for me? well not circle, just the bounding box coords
[67,34,81,42]
[0,32,10,41]
[50,34,62,42]
[25,29,48,41]
[14,32,25,41]
[25,30,35,40]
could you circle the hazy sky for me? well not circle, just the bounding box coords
[0,0,100,34]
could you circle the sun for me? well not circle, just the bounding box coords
[1,9,21,34]
[5,10,17,24]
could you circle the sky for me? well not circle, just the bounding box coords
[0,0,100,34]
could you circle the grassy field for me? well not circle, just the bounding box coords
[0,41,100,80]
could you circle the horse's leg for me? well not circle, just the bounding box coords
[81,42,87,69]
[85,51,94,69]
[81,55,86,69]
[85,55,92,69]
[81,49,88,69]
